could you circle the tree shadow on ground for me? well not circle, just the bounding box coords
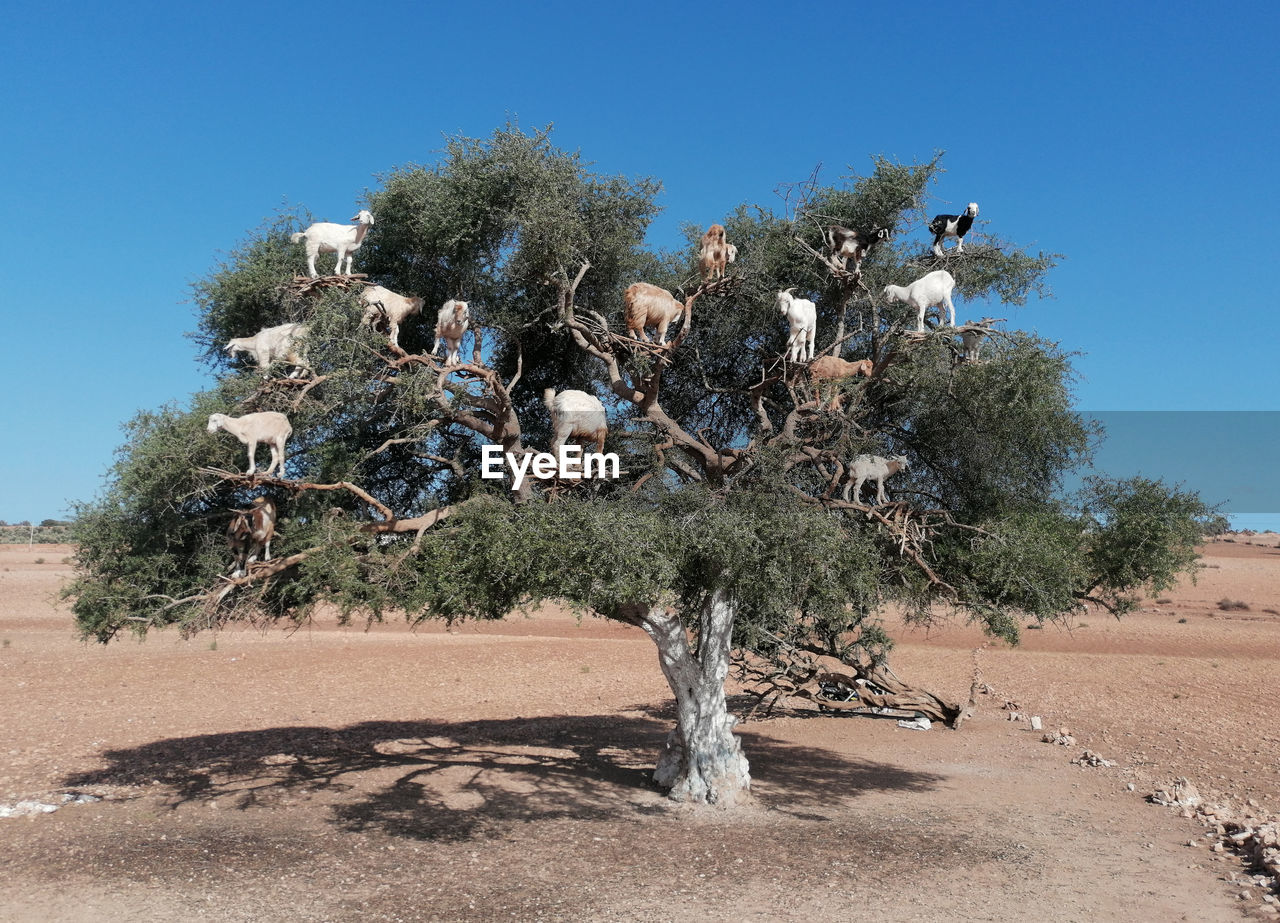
[64,712,943,841]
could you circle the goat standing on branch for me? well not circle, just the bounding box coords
[841,454,909,505]
[224,322,311,379]
[360,284,425,350]
[883,270,956,332]
[227,497,278,578]
[624,282,685,346]
[822,225,889,275]
[433,299,471,366]
[544,388,608,455]
[777,289,817,362]
[809,355,874,410]
[929,202,978,257]
[291,209,374,278]
[207,412,292,478]
[698,224,736,281]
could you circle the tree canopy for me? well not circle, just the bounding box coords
[67,125,1211,805]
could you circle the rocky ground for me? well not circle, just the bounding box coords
[0,538,1277,921]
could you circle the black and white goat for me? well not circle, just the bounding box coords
[928,202,979,257]
[822,225,890,274]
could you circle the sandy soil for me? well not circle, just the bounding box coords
[0,539,1277,921]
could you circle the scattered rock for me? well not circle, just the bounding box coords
[1150,778,1202,808]
[1071,750,1116,768]
[1041,731,1076,746]
[1030,716,1043,731]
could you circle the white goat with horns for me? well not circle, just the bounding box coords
[207,412,292,477]
[291,209,374,278]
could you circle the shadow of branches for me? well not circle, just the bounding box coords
[64,711,943,840]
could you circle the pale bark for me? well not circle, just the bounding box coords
[626,591,750,806]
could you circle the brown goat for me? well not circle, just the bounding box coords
[698,224,734,281]
[624,282,685,345]
[809,356,874,411]
[227,496,278,578]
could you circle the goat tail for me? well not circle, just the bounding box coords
[289,232,305,243]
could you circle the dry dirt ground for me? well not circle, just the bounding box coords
[0,538,1278,922]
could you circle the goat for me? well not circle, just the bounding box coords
[882,270,956,332]
[227,496,278,578]
[624,282,684,346]
[822,225,890,274]
[929,202,978,257]
[698,224,735,281]
[290,209,374,278]
[543,388,607,454]
[841,454,909,506]
[776,289,817,362]
[809,355,874,410]
[432,299,471,366]
[224,322,311,378]
[960,328,985,362]
[360,284,425,350]
[207,411,292,477]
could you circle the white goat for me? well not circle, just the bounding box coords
[624,282,684,346]
[433,299,471,366]
[776,288,817,362]
[929,202,979,257]
[841,454,909,506]
[224,322,311,378]
[882,270,956,332]
[207,412,292,477]
[360,284,425,350]
[227,496,278,578]
[291,209,374,278]
[543,388,607,454]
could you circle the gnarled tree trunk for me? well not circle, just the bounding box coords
[627,590,750,806]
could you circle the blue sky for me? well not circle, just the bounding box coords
[1,1,1276,524]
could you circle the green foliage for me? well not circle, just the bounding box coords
[68,128,1207,668]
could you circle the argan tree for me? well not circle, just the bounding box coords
[68,126,1208,806]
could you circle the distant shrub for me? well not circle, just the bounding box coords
[1156,597,1173,605]
[1178,617,1188,623]
[1217,598,1250,611]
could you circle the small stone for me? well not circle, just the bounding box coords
[1030,716,1043,731]
[1126,783,1136,792]
[1058,727,1071,738]
[1239,890,1252,900]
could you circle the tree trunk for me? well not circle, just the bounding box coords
[633,590,750,806]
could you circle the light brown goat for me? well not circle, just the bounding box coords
[227,497,278,578]
[624,282,684,345]
[698,224,735,281]
[809,355,874,410]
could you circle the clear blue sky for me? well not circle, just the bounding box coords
[1,1,1276,524]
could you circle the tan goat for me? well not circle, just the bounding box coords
[624,282,684,346]
[809,356,873,411]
